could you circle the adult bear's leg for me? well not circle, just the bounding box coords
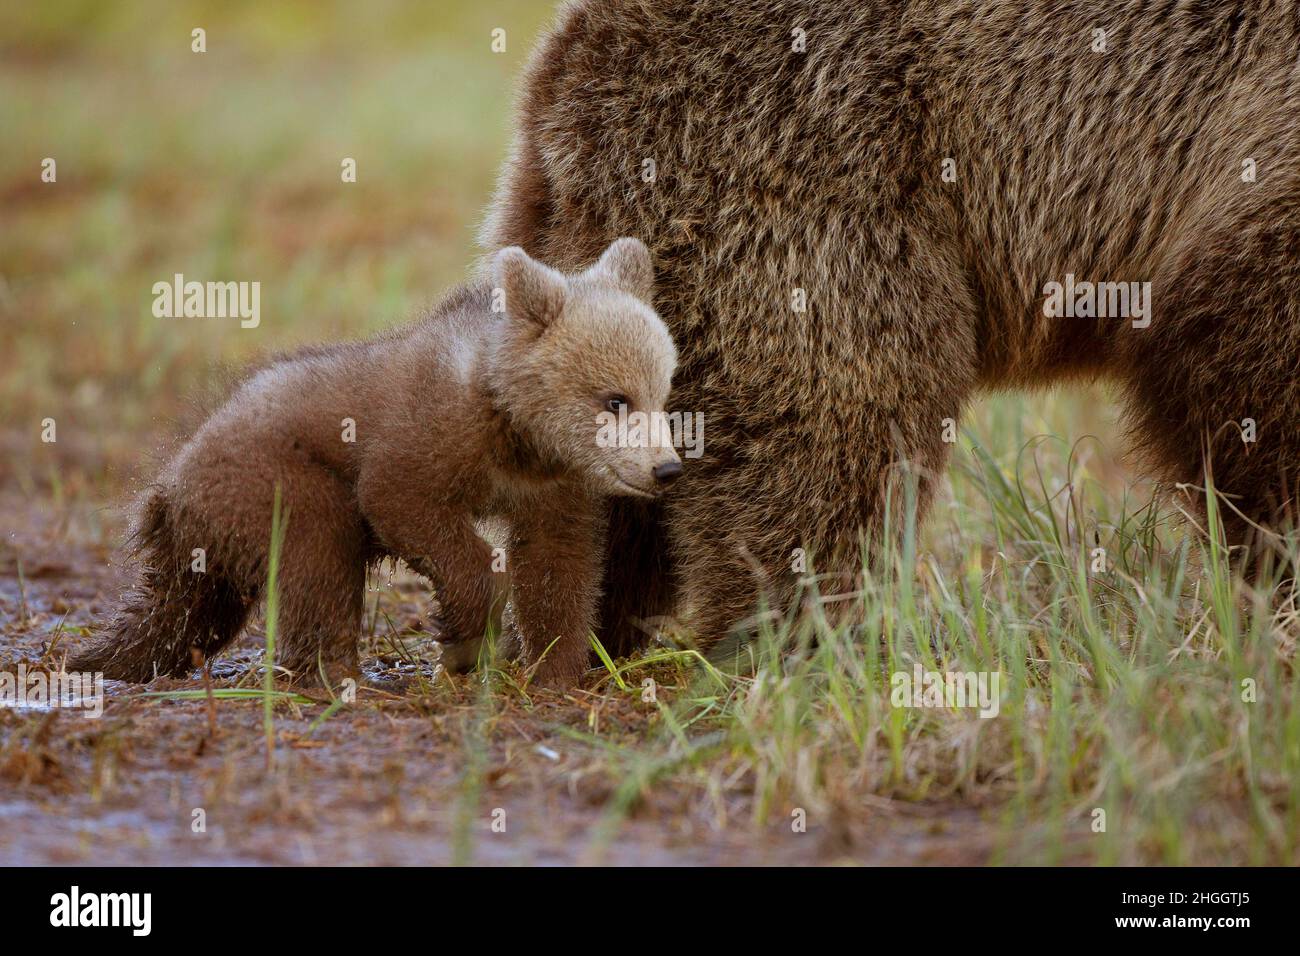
[479,0,978,651]
[1122,207,1300,577]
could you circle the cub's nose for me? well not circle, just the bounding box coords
[653,461,683,485]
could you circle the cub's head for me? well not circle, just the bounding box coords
[490,237,681,498]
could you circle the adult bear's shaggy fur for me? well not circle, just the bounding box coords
[484,0,1300,652]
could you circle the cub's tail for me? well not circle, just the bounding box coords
[65,490,251,682]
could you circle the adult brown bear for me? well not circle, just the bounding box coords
[485,0,1300,655]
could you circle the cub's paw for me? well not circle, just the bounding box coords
[527,657,586,692]
[433,602,522,675]
[436,635,486,674]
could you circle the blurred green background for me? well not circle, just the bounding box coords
[0,0,554,493]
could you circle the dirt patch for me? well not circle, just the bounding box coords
[0,488,1008,865]
[0,695,997,866]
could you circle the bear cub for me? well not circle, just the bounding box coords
[68,238,680,689]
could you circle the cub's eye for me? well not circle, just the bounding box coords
[604,394,630,414]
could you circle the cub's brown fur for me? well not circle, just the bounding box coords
[486,0,1300,652]
[70,239,680,687]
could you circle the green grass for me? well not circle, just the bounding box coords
[2,1,1297,864]
[138,688,314,704]
[542,425,1299,863]
[264,484,287,767]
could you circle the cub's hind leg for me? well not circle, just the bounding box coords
[271,467,369,686]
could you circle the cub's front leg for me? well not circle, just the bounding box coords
[358,472,504,650]
[508,487,607,689]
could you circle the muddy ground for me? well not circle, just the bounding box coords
[0,489,1001,866]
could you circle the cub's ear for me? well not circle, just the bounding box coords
[593,237,654,302]
[493,246,566,330]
